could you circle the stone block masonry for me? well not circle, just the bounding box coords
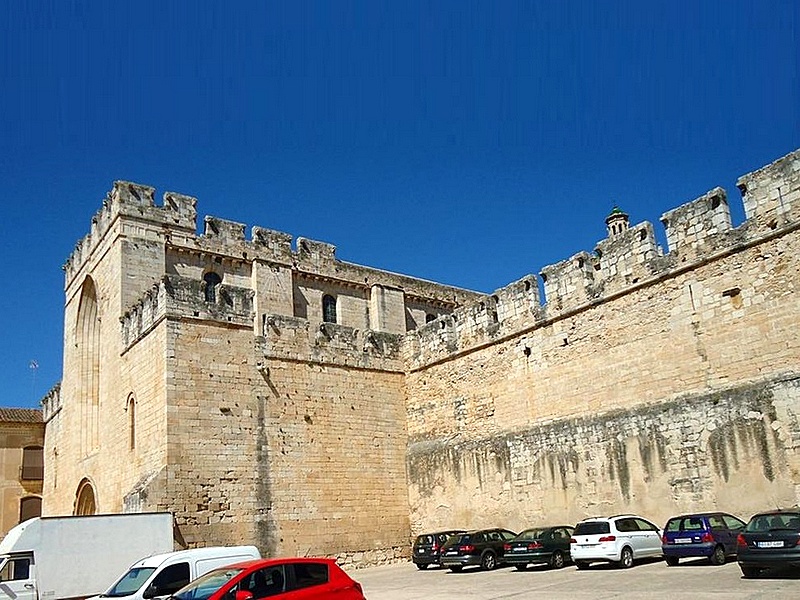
[405,148,800,533]
[42,147,800,567]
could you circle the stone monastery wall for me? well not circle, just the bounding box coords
[42,147,800,566]
[45,177,478,564]
[405,149,800,534]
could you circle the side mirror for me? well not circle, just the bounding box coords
[235,591,253,600]
[143,584,158,599]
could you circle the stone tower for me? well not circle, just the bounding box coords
[43,182,479,559]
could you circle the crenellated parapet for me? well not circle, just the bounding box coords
[593,221,662,294]
[406,274,541,369]
[63,181,197,285]
[660,187,733,261]
[40,382,61,423]
[407,147,800,370]
[540,252,599,314]
[737,148,800,231]
[257,314,403,371]
[121,275,254,351]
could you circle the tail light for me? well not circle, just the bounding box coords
[527,541,543,550]
[737,534,747,547]
[431,543,439,552]
[503,543,512,551]
[598,536,616,543]
[701,532,714,543]
[459,544,475,553]
[569,538,577,544]
[661,534,668,544]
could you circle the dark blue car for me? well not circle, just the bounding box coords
[662,512,745,566]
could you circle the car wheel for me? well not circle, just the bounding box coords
[665,556,679,567]
[448,565,463,573]
[740,565,761,578]
[618,546,634,569]
[514,563,527,571]
[416,563,428,570]
[550,550,565,569]
[710,545,726,566]
[575,561,590,570]
[481,551,497,571]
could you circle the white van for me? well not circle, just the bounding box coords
[95,546,261,600]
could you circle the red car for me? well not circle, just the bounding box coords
[171,557,366,600]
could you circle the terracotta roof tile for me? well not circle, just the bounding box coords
[0,408,44,423]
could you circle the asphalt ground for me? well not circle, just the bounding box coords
[352,557,800,599]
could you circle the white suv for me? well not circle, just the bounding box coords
[570,515,663,569]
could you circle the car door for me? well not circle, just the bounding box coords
[553,527,574,554]
[721,514,746,554]
[633,518,662,557]
[0,554,36,600]
[614,518,640,555]
[280,562,354,599]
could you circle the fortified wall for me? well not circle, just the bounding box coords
[43,148,800,566]
[404,149,800,533]
[44,179,480,566]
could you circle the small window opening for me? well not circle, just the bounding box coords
[425,313,436,323]
[21,447,43,480]
[322,295,337,323]
[203,272,222,303]
[127,394,136,451]
[19,496,42,523]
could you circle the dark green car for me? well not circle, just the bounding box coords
[503,526,575,570]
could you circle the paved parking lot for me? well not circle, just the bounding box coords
[354,558,800,599]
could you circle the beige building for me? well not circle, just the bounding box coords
[0,408,44,538]
[43,148,800,565]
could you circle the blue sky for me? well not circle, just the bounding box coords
[1,1,798,408]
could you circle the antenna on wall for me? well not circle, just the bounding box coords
[29,359,38,403]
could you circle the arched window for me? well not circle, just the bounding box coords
[425,313,436,324]
[21,446,43,480]
[203,272,222,303]
[127,394,136,451]
[77,277,100,455]
[322,295,337,324]
[74,478,97,515]
[19,496,42,523]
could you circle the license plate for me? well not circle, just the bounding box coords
[446,551,458,555]
[417,548,425,554]
[514,547,526,552]
[675,538,692,544]
[757,541,784,548]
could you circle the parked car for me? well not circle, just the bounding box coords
[440,528,518,572]
[737,509,800,578]
[503,525,574,570]
[170,557,365,600]
[661,512,745,566]
[570,515,662,569]
[412,530,465,570]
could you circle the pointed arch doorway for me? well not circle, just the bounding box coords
[74,478,97,515]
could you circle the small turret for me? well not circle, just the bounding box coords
[605,206,630,237]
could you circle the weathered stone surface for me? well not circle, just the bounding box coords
[43,147,800,566]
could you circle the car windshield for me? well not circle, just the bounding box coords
[574,522,610,535]
[102,568,156,597]
[746,513,800,532]
[172,568,244,600]
[516,529,546,541]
